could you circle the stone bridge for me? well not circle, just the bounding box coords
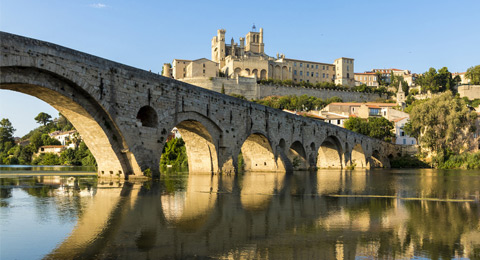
[0,32,400,178]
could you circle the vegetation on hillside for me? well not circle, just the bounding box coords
[253,94,342,111]
[404,91,478,168]
[465,65,480,85]
[257,79,390,95]
[0,113,96,166]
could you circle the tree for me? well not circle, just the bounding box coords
[344,116,394,142]
[367,117,395,142]
[465,65,480,84]
[35,112,52,126]
[404,91,477,161]
[344,117,369,136]
[0,118,16,153]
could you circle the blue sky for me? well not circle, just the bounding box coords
[1,0,479,136]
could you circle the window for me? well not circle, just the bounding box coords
[327,74,329,78]
[403,139,406,145]
[294,70,297,75]
[300,63,303,67]
[412,140,415,145]
[323,65,325,70]
[289,67,291,72]
[374,76,377,81]
[347,73,350,78]
[316,65,318,69]
[316,72,319,77]
[347,65,349,71]
[383,111,386,116]
[203,69,205,73]
[300,71,303,76]
[307,72,310,76]
[307,64,309,68]
[401,131,405,137]
[203,63,205,68]
[322,73,325,78]
[294,62,297,67]
[337,120,341,125]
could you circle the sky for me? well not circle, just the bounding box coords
[1,0,479,136]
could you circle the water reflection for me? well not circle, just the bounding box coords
[1,169,480,259]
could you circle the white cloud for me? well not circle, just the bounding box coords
[90,3,107,8]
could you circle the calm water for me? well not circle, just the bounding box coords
[1,168,480,259]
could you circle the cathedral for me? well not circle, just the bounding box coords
[164,27,355,87]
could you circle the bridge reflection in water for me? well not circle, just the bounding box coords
[46,170,480,259]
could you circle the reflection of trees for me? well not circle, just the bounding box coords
[404,201,479,259]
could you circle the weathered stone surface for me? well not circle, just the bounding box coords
[0,32,401,179]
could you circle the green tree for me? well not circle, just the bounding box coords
[404,91,477,162]
[34,112,52,126]
[344,117,394,142]
[0,118,15,152]
[368,117,395,142]
[465,65,480,84]
[344,117,369,136]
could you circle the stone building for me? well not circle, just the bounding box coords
[355,68,416,87]
[165,27,355,87]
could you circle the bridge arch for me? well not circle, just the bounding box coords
[0,67,138,178]
[350,143,367,168]
[136,105,158,127]
[162,111,222,174]
[369,150,384,168]
[238,132,285,172]
[317,136,343,169]
[288,141,307,170]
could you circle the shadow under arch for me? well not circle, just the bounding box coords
[369,150,385,168]
[160,111,223,174]
[351,143,367,168]
[288,141,308,170]
[317,136,343,169]
[175,120,219,174]
[239,132,285,172]
[0,67,138,177]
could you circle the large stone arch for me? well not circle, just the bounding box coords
[350,143,367,169]
[234,67,241,77]
[252,69,258,79]
[260,69,267,80]
[274,65,281,80]
[288,141,308,170]
[162,111,222,174]
[282,66,288,80]
[317,136,343,169]
[0,67,139,178]
[239,132,285,172]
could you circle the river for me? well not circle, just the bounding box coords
[1,167,479,259]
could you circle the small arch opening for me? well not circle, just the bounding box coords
[136,106,158,127]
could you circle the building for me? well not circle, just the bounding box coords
[171,58,218,80]
[355,68,416,87]
[393,117,417,145]
[165,27,355,87]
[354,72,378,87]
[319,102,417,145]
[49,130,79,149]
[36,145,66,156]
[452,72,471,85]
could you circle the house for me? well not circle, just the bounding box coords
[36,145,66,156]
[393,117,417,145]
[49,130,79,148]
